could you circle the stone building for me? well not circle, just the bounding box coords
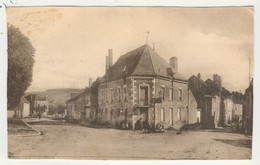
[189,74,234,128]
[188,73,208,123]
[66,79,99,121]
[66,88,91,120]
[189,73,247,128]
[201,95,221,128]
[231,91,244,122]
[223,98,233,124]
[243,80,253,134]
[16,96,30,118]
[98,44,198,129]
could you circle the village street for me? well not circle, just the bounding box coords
[8,119,252,160]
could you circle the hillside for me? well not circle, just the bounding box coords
[26,88,84,107]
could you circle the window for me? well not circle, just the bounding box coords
[105,89,108,102]
[161,108,165,122]
[140,85,149,105]
[114,88,117,98]
[161,86,166,100]
[110,88,113,103]
[101,90,104,103]
[169,88,174,101]
[178,89,183,102]
[118,87,121,102]
[178,107,181,120]
[123,85,127,102]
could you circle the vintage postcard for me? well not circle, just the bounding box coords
[6,6,253,160]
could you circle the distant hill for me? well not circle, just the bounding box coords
[26,88,84,107]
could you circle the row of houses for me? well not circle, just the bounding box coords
[65,44,253,133]
[66,79,99,122]
[188,73,245,128]
[8,94,49,118]
[8,88,87,119]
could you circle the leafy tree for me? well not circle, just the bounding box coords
[7,24,35,109]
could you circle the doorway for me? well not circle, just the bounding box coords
[140,107,148,121]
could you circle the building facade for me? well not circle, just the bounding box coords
[189,73,249,128]
[223,98,233,124]
[16,96,30,118]
[66,79,99,122]
[98,44,198,129]
[66,88,91,120]
[243,80,253,134]
[189,73,237,128]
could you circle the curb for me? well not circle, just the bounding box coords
[9,119,42,137]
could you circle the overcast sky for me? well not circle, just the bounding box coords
[7,7,254,93]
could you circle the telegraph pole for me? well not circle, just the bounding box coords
[249,56,251,85]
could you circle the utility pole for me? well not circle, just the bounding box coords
[249,56,251,85]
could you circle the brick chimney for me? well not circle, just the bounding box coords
[106,56,109,73]
[108,49,113,68]
[169,57,178,72]
[197,73,201,79]
[213,74,222,90]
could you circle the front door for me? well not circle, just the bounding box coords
[140,107,148,121]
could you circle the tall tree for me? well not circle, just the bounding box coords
[7,24,35,109]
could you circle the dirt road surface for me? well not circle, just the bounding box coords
[8,120,252,160]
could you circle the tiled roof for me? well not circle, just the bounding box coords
[66,87,90,103]
[102,44,187,82]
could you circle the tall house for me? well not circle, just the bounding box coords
[243,80,253,135]
[98,44,197,129]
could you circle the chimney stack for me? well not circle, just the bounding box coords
[197,73,201,79]
[108,49,113,68]
[89,78,92,87]
[169,57,178,72]
[106,56,109,73]
[213,74,222,90]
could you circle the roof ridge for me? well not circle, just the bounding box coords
[131,45,150,75]
[118,44,147,59]
[66,88,89,102]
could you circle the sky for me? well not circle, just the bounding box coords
[7,7,254,93]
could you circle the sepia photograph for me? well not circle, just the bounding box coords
[5,6,254,160]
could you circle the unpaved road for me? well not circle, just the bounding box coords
[8,120,252,159]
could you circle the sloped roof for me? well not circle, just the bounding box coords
[205,78,231,97]
[188,75,207,86]
[102,44,187,82]
[222,87,231,98]
[66,87,90,103]
[188,75,209,109]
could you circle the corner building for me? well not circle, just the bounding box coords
[98,44,197,129]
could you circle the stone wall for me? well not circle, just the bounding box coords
[98,76,198,129]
